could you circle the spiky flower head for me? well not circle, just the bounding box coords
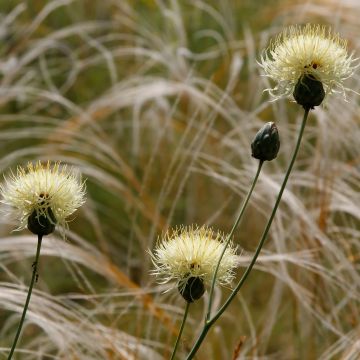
[0,161,86,235]
[259,24,357,106]
[150,226,239,301]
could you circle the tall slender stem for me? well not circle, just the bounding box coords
[206,160,263,320]
[8,234,43,360]
[186,108,310,359]
[170,301,191,360]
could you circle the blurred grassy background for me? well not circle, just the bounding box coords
[0,0,359,359]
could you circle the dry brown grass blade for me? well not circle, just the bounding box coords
[232,336,247,360]
[45,107,167,230]
[47,107,112,143]
[104,260,177,336]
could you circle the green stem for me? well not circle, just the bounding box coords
[186,108,310,360]
[206,160,263,321]
[170,301,191,360]
[8,234,43,360]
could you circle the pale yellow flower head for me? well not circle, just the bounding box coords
[0,161,86,233]
[259,24,357,102]
[150,226,239,293]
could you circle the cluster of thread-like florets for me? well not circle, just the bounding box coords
[151,226,239,293]
[259,24,357,103]
[0,161,86,232]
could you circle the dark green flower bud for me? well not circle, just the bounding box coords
[293,74,325,110]
[251,122,280,161]
[28,208,56,236]
[178,276,205,303]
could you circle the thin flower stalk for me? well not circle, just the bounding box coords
[170,301,190,360]
[2,161,86,360]
[186,109,310,360]
[206,160,263,320]
[7,235,43,360]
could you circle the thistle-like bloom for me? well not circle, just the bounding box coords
[0,161,86,234]
[259,24,357,104]
[151,226,238,301]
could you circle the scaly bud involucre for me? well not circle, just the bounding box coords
[251,122,280,161]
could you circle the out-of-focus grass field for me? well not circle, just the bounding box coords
[0,0,359,359]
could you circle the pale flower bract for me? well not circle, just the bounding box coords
[259,24,358,103]
[150,226,239,294]
[0,161,86,233]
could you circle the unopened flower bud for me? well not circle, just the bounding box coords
[178,276,205,303]
[251,122,280,161]
[293,74,325,109]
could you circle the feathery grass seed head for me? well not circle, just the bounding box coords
[150,226,239,300]
[259,24,357,105]
[0,161,86,235]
